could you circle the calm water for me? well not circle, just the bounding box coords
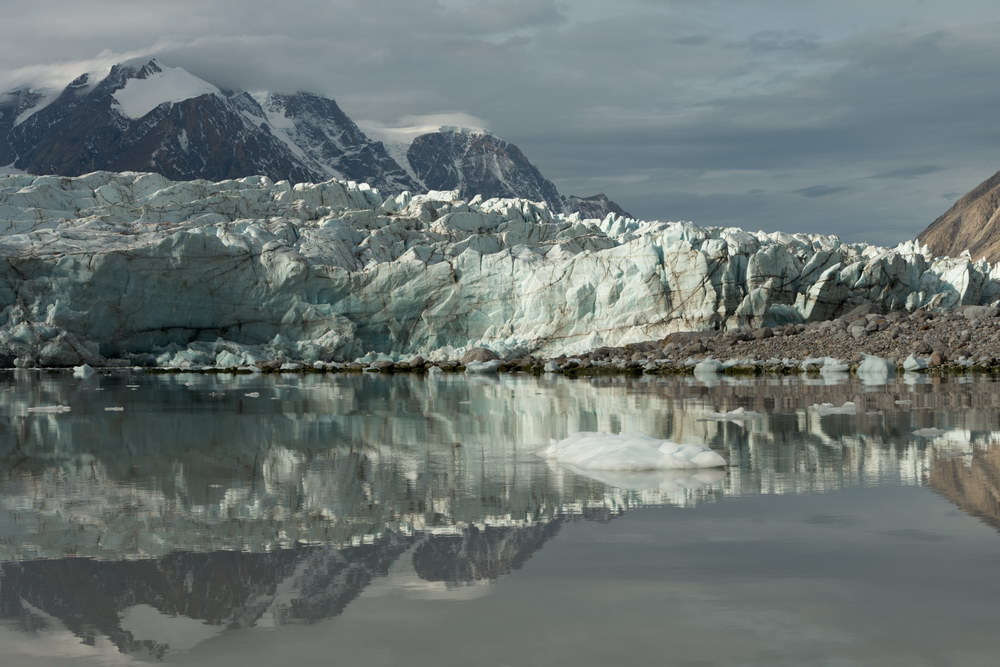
[1,370,999,666]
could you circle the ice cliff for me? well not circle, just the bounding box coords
[1,171,998,367]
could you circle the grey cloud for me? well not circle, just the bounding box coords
[865,165,946,180]
[4,1,1000,244]
[738,30,821,54]
[673,35,711,46]
[794,185,848,198]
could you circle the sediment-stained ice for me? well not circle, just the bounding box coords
[2,171,999,366]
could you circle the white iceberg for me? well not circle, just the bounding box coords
[26,405,71,413]
[858,354,896,375]
[693,358,723,375]
[538,432,726,470]
[72,364,95,378]
[903,355,928,372]
[563,468,726,494]
[809,401,857,415]
[464,359,501,374]
[820,358,850,373]
[704,407,763,421]
[913,427,947,437]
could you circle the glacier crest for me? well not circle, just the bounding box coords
[1,171,998,366]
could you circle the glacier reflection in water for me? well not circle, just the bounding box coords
[1,371,1000,663]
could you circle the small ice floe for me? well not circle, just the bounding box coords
[903,355,928,372]
[465,359,501,374]
[72,364,95,378]
[857,355,895,385]
[427,365,444,375]
[244,392,260,398]
[809,401,857,415]
[913,427,947,437]
[895,399,912,405]
[538,432,726,470]
[104,406,125,412]
[566,468,726,494]
[27,405,71,413]
[543,360,560,373]
[693,358,723,375]
[820,357,849,373]
[704,407,762,422]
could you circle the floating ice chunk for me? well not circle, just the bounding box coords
[693,358,723,375]
[704,407,762,421]
[820,357,849,373]
[72,364,95,378]
[894,399,912,405]
[857,354,896,375]
[427,365,443,375]
[538,432,726,470]
[543,360,560,373]
[809,401,857,415]
[801,357,825,369]
[857,354,895,385]
[903,355,928,372]
[564,467,726,494]
[465,359,501,374]
[27,405,71,413]
[913,427,947,436]
[244,392,260,398]
[104,406,125,412]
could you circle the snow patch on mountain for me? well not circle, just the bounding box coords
[360,115,493,185]
[112,64,219,119]
[11,89,58,127]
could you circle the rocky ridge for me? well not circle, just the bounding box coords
[918,169,1000,262]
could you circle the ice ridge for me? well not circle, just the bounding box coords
[0,171,998,368]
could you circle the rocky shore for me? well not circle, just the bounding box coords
[39,302,999,377]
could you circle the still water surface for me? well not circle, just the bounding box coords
[0,370,999,665]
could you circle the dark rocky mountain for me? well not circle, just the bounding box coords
[1,59,630,219]
[0,520,576,659]
[918,170,1000,262]
[406,129,563,205]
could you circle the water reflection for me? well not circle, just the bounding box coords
[2,371,1000,661]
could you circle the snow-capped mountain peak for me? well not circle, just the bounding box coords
[0,59,629,218]
[111,60,220,119]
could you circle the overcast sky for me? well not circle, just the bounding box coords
[4,0,1000,245]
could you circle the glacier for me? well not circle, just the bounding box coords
[1,170,999,368]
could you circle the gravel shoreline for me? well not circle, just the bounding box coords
[22,302,1000,377]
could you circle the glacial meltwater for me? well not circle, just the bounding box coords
[1,370,999,665]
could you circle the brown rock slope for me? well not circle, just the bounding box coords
[929,444,1000,533]
[918,170,1000,261]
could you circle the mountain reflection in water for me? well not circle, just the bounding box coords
[1,370,1000,661]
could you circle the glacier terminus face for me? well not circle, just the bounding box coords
[0,171,996,368]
